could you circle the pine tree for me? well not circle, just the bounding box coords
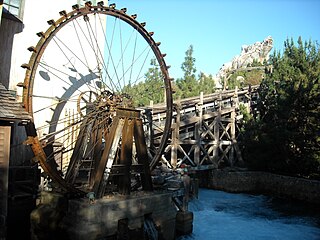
[198,72,216,94]
[243,37,320,177]
[175,45,198,99]
[144,58,165,104]
[123,58,165,106]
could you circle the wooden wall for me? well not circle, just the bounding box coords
[0,126,11,239]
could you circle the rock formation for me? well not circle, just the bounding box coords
[215,36,273,86]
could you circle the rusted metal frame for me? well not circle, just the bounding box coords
[134,118,153,191]
[118,118,134,195]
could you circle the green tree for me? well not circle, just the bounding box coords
[198,72,216,94]
[227,59,266,89]
[175,45,199,99]
[243,37,320,177]
[144,58,165,104]
[123,58,165,106]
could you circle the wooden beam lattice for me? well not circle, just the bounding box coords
[145,85,256,170]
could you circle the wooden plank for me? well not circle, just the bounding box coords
[118,118,134,195]
[134,118,153,191]
[91,117,124,198]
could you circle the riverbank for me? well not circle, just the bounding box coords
[199,169,320,205]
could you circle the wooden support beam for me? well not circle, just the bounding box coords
[171,103,181,168]
[134,118,153,191]
[194,92,203,165]
[118,119,134,195]
[91,117,123,198]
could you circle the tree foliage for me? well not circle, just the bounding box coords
[123,58,164,107]
[227,60,266,89]
[125,45,216,106]
[242,37,320,177]
[175,45,198,98]
[175,45,215,99]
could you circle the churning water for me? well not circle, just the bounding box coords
[178,189,320,240]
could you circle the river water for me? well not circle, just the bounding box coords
[178,189,320,240]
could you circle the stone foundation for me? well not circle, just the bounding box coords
[31,191,177,240]
[205,169,320,205]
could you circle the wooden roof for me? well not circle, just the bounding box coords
[0,83,31,122]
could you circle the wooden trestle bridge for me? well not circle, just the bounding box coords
[143,85,258,171]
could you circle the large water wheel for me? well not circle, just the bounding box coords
[21,1,173,197]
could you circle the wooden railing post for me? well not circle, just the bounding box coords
[171,103,180,168]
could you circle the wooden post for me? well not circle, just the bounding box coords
[145,109,154,150]
[118,119,134,195]
[134,118,153,191]
[213,112,220,163]
[194,92,203,166]
[91,116,123,197]
[229,109,236,166]
[171,103,180,168]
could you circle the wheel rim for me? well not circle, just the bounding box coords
[22,3,173,193]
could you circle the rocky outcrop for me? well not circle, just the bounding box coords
[216,36,273,82]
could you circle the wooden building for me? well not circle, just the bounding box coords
[0,83,39,240]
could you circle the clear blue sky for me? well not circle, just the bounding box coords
[115,0,320,80]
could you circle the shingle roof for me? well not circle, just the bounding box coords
[0,83,32,121]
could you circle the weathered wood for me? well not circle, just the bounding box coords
[170,104,180,168]
[118,119,133,195]
[91,117,123,197]
[149,86,254,169]
[0,126,11,239]
[134,118,153,191]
